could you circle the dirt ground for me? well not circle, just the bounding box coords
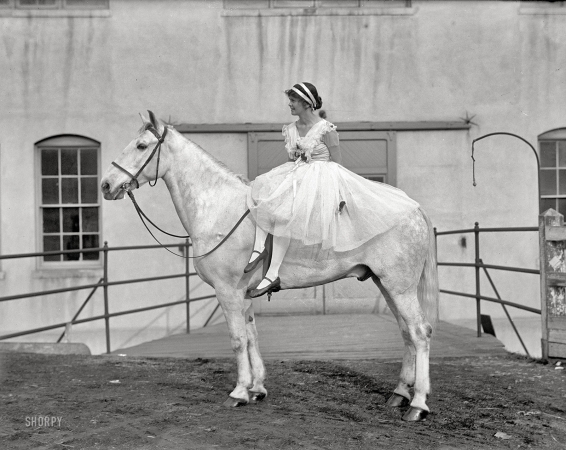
[0,352,564,450]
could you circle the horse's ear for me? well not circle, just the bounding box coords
[147,110,159,129]
[139,112,151,127]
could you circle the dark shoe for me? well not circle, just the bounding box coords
[244,249,267,273]
[249,277,280,298]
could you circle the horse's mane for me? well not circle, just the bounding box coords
[171,126,250,186]
[137,119,250,186]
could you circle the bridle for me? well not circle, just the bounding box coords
[110,124,250,259]
[111,125,168,192]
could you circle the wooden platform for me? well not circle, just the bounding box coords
[114,314,507,360]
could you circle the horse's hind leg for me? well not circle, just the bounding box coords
[244,297,267,402]
[386,309,414,408]
[376,278,432,421]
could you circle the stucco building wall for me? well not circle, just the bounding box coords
[0,0,563,353]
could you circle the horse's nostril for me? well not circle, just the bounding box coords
[101,182,110,193]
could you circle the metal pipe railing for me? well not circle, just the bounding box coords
[481,259,531,357]
[56,278,104,343]
[0,240,218,353]
[435,223,541,353]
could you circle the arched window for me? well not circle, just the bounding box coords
[37,135,101,266]
[539,128,566,216]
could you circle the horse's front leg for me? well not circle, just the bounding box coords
[217,288,253,407]
[244,297,267,402]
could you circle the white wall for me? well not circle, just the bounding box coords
[1,0,564,352]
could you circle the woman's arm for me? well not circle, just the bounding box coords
[328,144,342,165]
[323,129,342,164]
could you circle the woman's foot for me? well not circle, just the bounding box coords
[249,276,280,298]
[244,249,267,273]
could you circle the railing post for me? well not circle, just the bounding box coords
[190,239,191,334]
[433,227,438,268]
[474,222,482,337]
[103,242,111,353]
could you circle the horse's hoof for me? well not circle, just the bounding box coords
[386,393,410,408]
[249,392,267,403]
[223,397,248,408]
[402,406,429,422]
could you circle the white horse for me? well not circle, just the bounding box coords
[101,112,439,421]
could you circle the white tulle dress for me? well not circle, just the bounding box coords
[247,119,420,252]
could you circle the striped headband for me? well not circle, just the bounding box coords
[290,83,317,108]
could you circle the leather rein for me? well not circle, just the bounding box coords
[111,125,250,259]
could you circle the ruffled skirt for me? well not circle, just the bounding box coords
[247,161,420,252]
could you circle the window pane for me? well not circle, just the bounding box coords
[18,0,58,7]
[41,150,58,175]
[61,149,78,175]
[43,208,60,233]
[540,170,557,195]
[560,170,566,195]
[80,149,98,175]
[63,207,80,232]
[559,199,566,218]
[82,235,100,260]
[65,0,108,8]
[273,0,315,7]
[82,207,99,232]
[63,235,80,261]
[320,0,358,6]
[540,197,556,214]
[43,236,61,261]
[540,141,556,168]
[42,178,59,204]
[81,177,98,203]
[61,178,78,203]
[559,141,566,167]
[224,0,269,7]
[361,0,407,6]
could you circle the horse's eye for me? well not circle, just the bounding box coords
[137,143,147,150]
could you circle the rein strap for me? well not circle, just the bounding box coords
[127,189,250,259]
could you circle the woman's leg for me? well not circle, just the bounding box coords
[244,225,269,274]
[256,235,290,290]
[248,225,268,264]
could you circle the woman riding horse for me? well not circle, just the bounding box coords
[246,82,421,297]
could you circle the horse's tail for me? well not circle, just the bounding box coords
[417,208,439,330]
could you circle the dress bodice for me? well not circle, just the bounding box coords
[283,120,337,162]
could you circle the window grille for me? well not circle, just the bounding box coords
[521,1,565,6]
[225,0,410,9]
[539,129,566,217]
[14,0,108,9]
[38,137,101,264]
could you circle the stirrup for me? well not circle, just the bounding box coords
[244,248,267,273]
[249,276,280,298]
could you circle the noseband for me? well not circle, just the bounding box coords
[112,125,168,191]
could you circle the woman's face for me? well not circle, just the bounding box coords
[288,95,309,116]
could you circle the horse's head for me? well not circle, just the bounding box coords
[101,111,168,200]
